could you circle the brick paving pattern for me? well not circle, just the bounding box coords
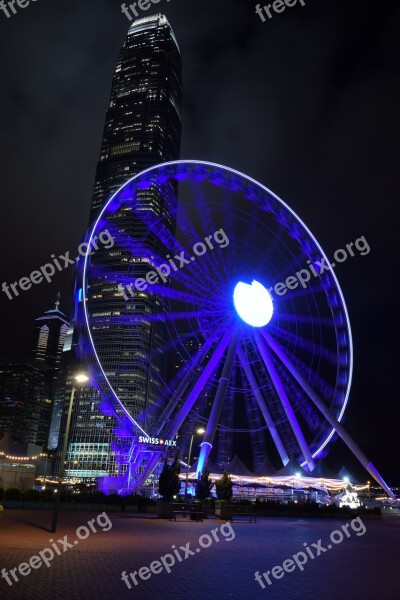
[0,509,399,599]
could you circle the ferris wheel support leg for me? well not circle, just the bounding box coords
[196,328,241,478]
[263,331,396,500]
[165,330,232,441]
[135,451,163,490]
[154,329,224,436]
[237,347,289,467]
[254,331,316,472]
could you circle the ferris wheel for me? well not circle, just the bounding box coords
[78,160,394,498]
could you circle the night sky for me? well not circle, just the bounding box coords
[0,0,399,483]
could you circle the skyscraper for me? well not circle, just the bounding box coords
[0,297,69,448]
[32,293,70,398]
[0,363,49,447]
[62,14,182,483]
[89,14,182,224]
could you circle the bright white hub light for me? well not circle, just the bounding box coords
[233,280,274,327]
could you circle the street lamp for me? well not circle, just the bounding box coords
[50,373,89,532]
[42,453,48,489]
[185,427,205,498]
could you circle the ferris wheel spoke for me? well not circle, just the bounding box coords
[185,248,226,292]
[177,199,227,288]
[253,330,316,471]
[262,331,396,498]
[130,203,179,253]
[189,181,220,243]
[261,329,336,400]
[132,186,227,292]
[153,324,230,434]
[155,316,230,358]
[237,346,289,467]
[81,161,362,493]
[132,282,216,309]
[279,274,341,303]
[98,221,174,262]
[270,325,337,365]
[102,220,218,297]
[196,328,241,477]
[165,329,233,441]
[89,309,221,329]
[274,312,336,329]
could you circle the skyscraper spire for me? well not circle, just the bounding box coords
[55,291,61,311]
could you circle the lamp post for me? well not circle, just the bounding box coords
[185,428,205,498]
[42,453,48,489]
[50,373,89,532]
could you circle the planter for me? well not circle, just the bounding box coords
[215,504,229,519]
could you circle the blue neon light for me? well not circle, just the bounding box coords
[80,160,353,464]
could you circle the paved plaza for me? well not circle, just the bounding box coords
[0,509,399,600]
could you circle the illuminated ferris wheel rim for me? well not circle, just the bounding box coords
[81,159,354,463]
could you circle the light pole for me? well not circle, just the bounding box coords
[50,373,89,532]
[185,428,205,498]
[42,453,48,489]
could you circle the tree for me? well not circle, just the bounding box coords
[195,470,214,500]
[158,453,181,501]
[215,471,233,501]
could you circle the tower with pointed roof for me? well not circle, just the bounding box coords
[60,14,182,481]
[32,294,70,397]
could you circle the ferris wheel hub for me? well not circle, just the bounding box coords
[233,280,274,327]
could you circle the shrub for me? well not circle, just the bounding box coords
[158,454,182,501]
[215,471,233,501]
[22,489,41,501]
[91,491,107,503]
[40,488,55,501]
[4,488,21,501]
[106,493,123,505]
[195,470,214,500]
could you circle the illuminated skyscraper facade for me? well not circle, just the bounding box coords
[0,364,49,447]
[32,294,69,398]
[63,15,182,481]
[0,297,69,448]
[89,14,182,224]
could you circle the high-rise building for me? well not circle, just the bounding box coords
[62,14,182,482]
[0,363,49,447]
[89,14,182,225]
[32,294,70,398]
[0,297,69,449]
[47,324,74,450]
